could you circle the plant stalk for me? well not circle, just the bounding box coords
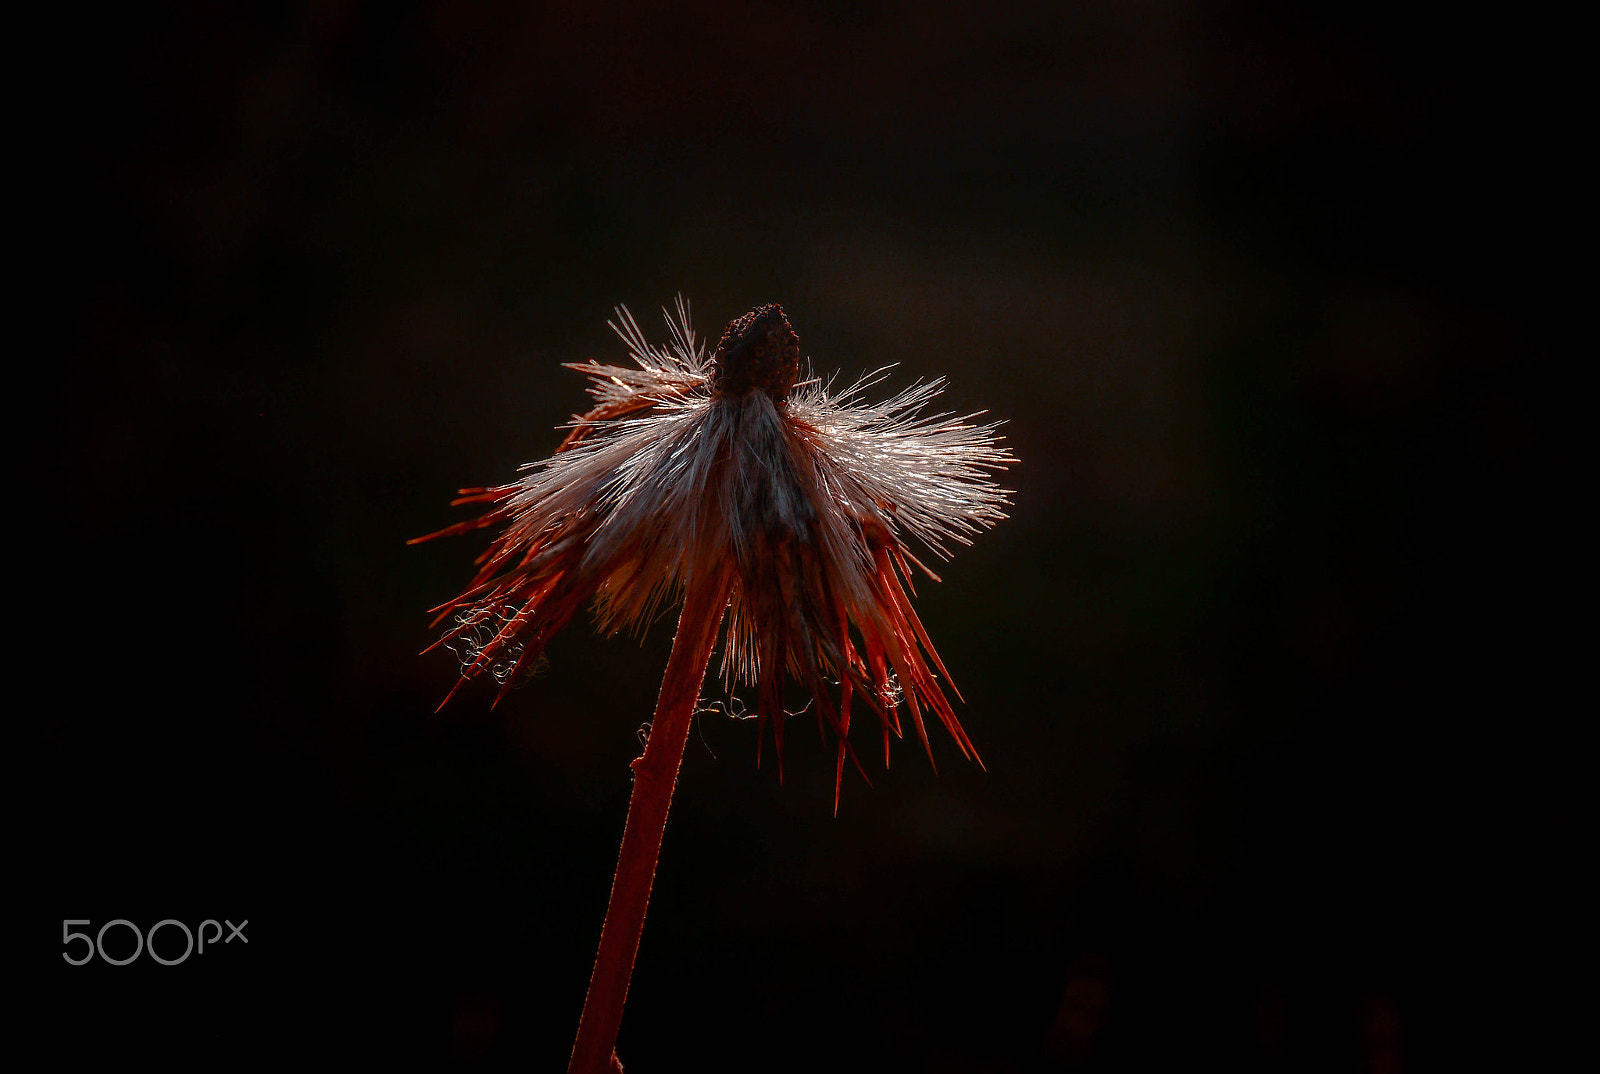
[567,567,733,1074]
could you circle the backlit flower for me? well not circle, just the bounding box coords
[414,299,1012,798]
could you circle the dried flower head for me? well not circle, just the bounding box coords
[414,299,1012,799]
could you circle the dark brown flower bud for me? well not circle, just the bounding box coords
[711,304,800,400]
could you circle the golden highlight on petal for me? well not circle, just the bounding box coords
[416,299,1014,803]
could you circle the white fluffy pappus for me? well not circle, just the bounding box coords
[414,298,1014,797]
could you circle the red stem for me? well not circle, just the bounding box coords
[567,567,733,1074]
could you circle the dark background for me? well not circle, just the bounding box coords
[45,2,1557,1069]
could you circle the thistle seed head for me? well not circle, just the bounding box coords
[414,298,1014,802]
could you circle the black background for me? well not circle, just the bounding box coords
[44,2,1559,1069]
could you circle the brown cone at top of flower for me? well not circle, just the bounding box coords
[411,298,1012,808]
[711,303,800,400]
